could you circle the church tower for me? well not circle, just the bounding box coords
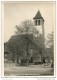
[33,10,45,45]
[33,10,45,62]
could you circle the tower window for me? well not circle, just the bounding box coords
[38,20,40,25]
[35,20,37,26]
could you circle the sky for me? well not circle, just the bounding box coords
[3,1,55,42]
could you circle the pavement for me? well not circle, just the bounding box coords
[4,63,54,76]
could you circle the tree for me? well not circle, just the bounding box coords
[46,31,54,62]
[8,20,45,65]
[15,20,39,35]
[15,20,39,65]
[46,31,54,48]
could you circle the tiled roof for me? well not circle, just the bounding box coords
[33,10,44,21]
[8,34,39,50]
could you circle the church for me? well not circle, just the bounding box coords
[4,10,45,65]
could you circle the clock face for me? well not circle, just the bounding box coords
[35,25,42,34]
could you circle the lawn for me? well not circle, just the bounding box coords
[4,63,54,76]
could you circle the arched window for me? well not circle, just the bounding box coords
[35,20,37,26]
[34,20,41,26]
[38,20,40,25]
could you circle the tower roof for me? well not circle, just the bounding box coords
[33,10,44,21]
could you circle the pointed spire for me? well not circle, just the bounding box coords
[33,10,44,21]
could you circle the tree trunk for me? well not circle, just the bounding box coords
[17,48,19,64]
[26,34,29,66]
[41,54,42,64]
[17,55,19,64]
